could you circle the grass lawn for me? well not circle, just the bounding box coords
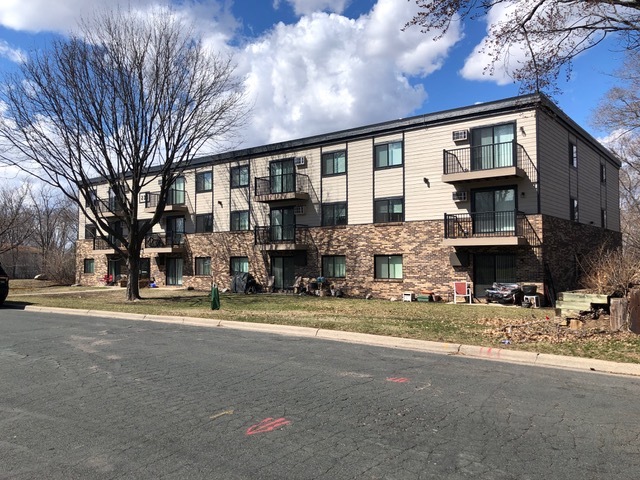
[6,280,640,364]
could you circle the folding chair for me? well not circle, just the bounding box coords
[453,281,472,304]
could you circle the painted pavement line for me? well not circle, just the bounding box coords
[21,305,640,377]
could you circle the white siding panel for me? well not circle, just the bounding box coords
[374,168,403,198]
[322,176,347,203]
[347,139,373,224]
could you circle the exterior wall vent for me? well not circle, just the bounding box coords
[452,130,469,142]
[452,191,468,202]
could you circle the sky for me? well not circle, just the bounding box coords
[0,0,629,161]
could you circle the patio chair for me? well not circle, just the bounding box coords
[453,281,472,304]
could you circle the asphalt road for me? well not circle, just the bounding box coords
[1,309,639,480]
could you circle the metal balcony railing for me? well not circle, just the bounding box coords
[254,173,309,197]
[444,210,528,239]
[96,198,125,215]
[144,189,188,209]
[254,224,310,245]
[144,232,185,249]
[93,237,121,250]
[443,141,527,175]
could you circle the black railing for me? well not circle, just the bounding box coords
[144,189,187,209]
[96,198,125,215]
[93,237,121,250]
[443,141,525,175]
[254,224,310,245]
[444,211,528,239]
[144,232,185,249]
[254,173,309,197]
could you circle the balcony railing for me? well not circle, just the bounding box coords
[254,173,309,197]
[93,237,121,250]
[254,224,310,246]
[96,198,125,215]
[144,189,188,209]
[444,211,527,239]
[443,141,527,175]
[144,232,185,249]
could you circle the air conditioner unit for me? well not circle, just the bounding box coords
[294,156,307,167]
[452,130,469,142]
[294,205,305,215]
[452,191,468,202]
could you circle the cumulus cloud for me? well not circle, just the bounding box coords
[237,0,461,146]
[275,0,350,16]
[0,40,25,63]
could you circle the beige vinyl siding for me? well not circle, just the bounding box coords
[606,164,621,230]
[374,168,403,199]
[214,163,233,231]
[322,175,347,203]
[296,149,320,226]
[538,110,572,219]
[347,139,373,224]
[194,167,214,215]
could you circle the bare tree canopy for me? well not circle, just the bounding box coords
[0,183,33,256]
[0,7,248,300]
[406,0,640,93]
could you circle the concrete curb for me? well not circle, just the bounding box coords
[21,305,640,377]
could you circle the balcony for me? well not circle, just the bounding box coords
[254,173,310,203]
[96,198,125,217]
[443,211,530,247]
[254,225,310,250]
[144,232,185,253]
[442,141,527,184]
[144,190,189,213]
[92,237,121,253]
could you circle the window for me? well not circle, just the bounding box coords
[230,256,249,275]
[322,151,346,176]
[375,255,403,279]
[569,141,578,168]
[570,197,579,222]
[195,213,213,233]
[601,209,607,229]
[600,164,607,184]
[231,165,249,188]
[322,256,346,278]
[231,210,249,231]
[374,198,404,223]
[84,224,97,239]
[83,258,95,274]
[196,171,212,193]
[322,202,347,226]
[195,257,211,276]
[471,123,515,170]
[374,141,403,168]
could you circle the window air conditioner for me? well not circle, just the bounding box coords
[294,205,305,215]
[294,156,307,167]
[452,191,468,202]
[452,130,469,142]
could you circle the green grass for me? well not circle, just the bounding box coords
[6,281,640,364]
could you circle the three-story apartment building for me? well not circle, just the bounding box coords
[77,93,621,302]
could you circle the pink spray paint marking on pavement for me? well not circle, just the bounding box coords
[386,377,410,383]
[246,417,291,436]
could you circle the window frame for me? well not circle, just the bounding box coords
[195,171,213,193]
[600,163,607,184]
[570,197,579,222]
[83,258,95,274]
[374,197,404,223]
[374,255,403,280]
[84,223,97,239]
[231,165,250,188]
[321,150,347,176]
[195,213,213,233]
[321,202,348,226]
[322,255,346,278]
[230,256,249,276]
[195,256,211,276]
[601,209,607,229]
[374,141,403,169]
[230,210,250,231]
[569,141,578,168]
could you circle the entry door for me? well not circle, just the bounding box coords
[472,188,516,234]
[270,159,295,194]
[108,257,121,281]
[270,207,295,242]
[166,257,183,286]
[271,256,295,290]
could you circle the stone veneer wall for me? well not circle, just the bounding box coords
[541,215,622,296]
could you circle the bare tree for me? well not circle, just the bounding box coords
[30,186,78,282]
[0,7,247,300]
[0,183,34,256]
[406,0,640,93]
[594,53,640,255]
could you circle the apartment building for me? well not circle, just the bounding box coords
[76,93,621,302]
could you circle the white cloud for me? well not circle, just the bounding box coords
[237,0,461,146]
[276,0,350,16]
[0,40,25,63]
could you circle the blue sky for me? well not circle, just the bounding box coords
[0,0,628,154]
